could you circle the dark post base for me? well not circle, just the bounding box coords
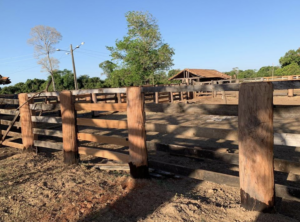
[64,151,80,164]
[240,189,275,213]
[129,162,149,179]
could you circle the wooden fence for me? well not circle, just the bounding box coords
[1,80,300,212]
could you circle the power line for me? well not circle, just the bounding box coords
[80,48,109,56]
[0,57,36,66]
[0,53,34,61]
[75,50,109,59]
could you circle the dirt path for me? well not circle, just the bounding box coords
[0,147,299,222]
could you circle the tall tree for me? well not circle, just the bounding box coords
[279,48,300,67]
[100,11,175,87]
[28,25,62,91]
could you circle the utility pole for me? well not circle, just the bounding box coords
[56,42,84,90]
[70,44,78,90]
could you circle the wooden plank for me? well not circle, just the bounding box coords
[239,82,274,211]
[30,103,60,111]
[127,87,148,178]
[145,103,238,116]
[0,98,19,105]
[1,120,21,127]
[19,93,35,150]
[142,83,240,93]
[31,116,62,124]
[145,123,238,141]
[272,80,300,90]
[60,90,79,164]
[33,128,63,138]
[34,140,63,150]
[74,103,127,112]
[2,140,24,149]
[147,142,300,174]
[78,146,129,163]
[77,133,129,146]
[148,160,300,201]
[1,111,20,143]
[0,130,21,138]
[91,93,98,117]
[77,118,128,129]
[0,109,17,115]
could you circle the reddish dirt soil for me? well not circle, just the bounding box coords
[0,147,300,222]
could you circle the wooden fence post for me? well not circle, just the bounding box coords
[60,90,79,164]
[288,76,294,97]
[19,93,34,151]
[155,85,159,104]
[239,82,274,211]
[127,87,148,178]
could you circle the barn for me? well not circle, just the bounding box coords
[168,69,231,84]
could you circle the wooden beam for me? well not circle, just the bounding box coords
[91,93,99,117]
[142,83,240,93]
[77,118,128,129]
[78,146,129,163]
[34,140,63,150]
[74,103,127,112]
[77,133,129,146]
[0,98,19,105]
[31,116,62,124]
[33,128,63,138]
[30,103,60,111]
[60,90,79,164]
[127,87,148,178]
[0,109,17,115]
[18,93,35,151]
[239,82,274,211]
[2,140,24,149]
[145,123,238,141]
[146,142,300,174]
[1,120,21,127]
[148,160,300,201]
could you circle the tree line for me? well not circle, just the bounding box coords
[225,48,300,79]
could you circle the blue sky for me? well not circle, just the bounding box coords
[1,0,300,85]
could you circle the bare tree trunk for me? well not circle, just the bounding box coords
[45,78,52,92]
[47,53,56,91]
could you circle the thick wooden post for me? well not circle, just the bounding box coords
[155,90,159,104]
[19,93,34,151]
[180,83,183,101]
[127,87,148,178]
[239,82,274,211]
[288,76,294,97]
[60,91,79,164]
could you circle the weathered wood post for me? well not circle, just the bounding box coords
[239,82,274,211]
[288,76,294,97]
[127,87,148,178]
[179,83,183,101]
[155,85,159,104]
[19,93,34,151]
[60,90,79,164]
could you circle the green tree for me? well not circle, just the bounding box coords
[256,66,280,77]
[100,11,175,87]
[167,69,181,78]
[279,48,300,67]
[275,63,300,76]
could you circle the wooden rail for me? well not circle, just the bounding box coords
[74,103,127,112]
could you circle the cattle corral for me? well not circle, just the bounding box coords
[1,79,300,221]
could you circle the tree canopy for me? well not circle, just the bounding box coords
[99,11,175,87]
[279,48,300,68]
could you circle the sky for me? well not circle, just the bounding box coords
[1,0,300,85]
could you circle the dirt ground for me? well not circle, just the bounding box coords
[1,147,300,222]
